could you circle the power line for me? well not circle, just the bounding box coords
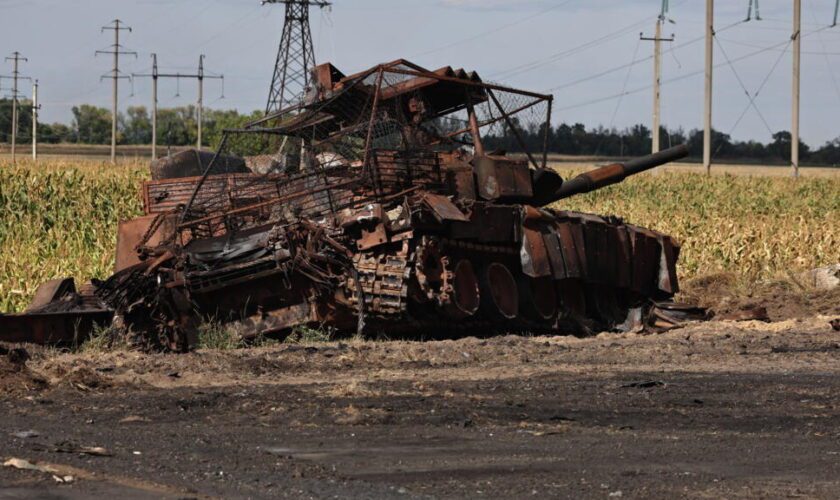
[544,20,744,94]
[413,0,577,58]
[714,39,791,159]
[549,21,837,113]
[553,35,794,112]
[715,37,840,55]
[488,14,654,81]
[811,2,840,107]
[714,35,775,136]
[173,3,263,58]
[594,37,642,156]
[133,54,224,157]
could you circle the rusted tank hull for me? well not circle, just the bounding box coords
[95,193,680,350]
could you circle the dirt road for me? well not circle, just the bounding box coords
[1,312,839,499]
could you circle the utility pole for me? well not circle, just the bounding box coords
[641,17,674,156]
[791,0,801,178]
[263,0,331,114]
[97,20,136,164]
[32,80,39,161]
[197,55,204,150]
[133,54,159,159]
[4,52,29,163]
[703,0,714,175]
[133,54,222,155]
[152,54,158,160]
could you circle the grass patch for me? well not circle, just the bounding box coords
[81,323,128,353]
[197,321,244,350]
[285,325,334,344]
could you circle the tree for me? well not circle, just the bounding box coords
[623,124,651,156]
[810,137,840,166]
[123,106,152,145]
[0,98,34,143]
[686,128,733,158]
[71,105,112,144]
[156,106,196,147]
[39,122,73,143]
[768,130,810,161]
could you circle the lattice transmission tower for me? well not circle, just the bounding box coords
[263,0,331,114]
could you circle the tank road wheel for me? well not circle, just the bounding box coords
[443,259,480,319]
[519,276,557,322]
[415,238,445,301]
[414,238,480,319]
[480,262,519,320]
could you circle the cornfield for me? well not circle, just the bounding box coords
[0,159,146,312]
[556,168,839,285]
[0,158,837,313]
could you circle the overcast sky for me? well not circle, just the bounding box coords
[2,0,839,145]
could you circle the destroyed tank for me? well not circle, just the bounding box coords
[4,59,692,351]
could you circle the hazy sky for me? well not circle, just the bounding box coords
[2,0,840,145]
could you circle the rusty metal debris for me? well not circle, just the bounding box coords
[0,279,113,346]
[2,59,698,351]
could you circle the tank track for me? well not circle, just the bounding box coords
[343,210,679,337]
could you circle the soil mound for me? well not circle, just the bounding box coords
[681,273,840,321]
[0,346,48,397]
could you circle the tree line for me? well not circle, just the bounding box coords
[0,99,260,149]
[1,99,838,165]
[483,121,840,166]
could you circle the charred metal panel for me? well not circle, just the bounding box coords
[629,229,659,296]
[556,222,582,279]
[0,310,113,345]
[116,214,179,272]
[657,236,680,295]
[474,156,533,201]
[446,163,477,201]
[450,203,518,243]
[422,193,468,222]
[25,278,76,313]
[570,222,589,280]
[614,226,632,289]
[358,223,389,250]
[520,227,552,278]
[542,230,567,280]
[583,221,608,284]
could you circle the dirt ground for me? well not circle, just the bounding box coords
[1,285,839,499]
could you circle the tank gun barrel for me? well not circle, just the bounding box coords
[534,144,689,206]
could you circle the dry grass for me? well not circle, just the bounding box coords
[0,157,837,313]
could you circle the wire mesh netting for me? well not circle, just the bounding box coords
[175,61,551,240]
